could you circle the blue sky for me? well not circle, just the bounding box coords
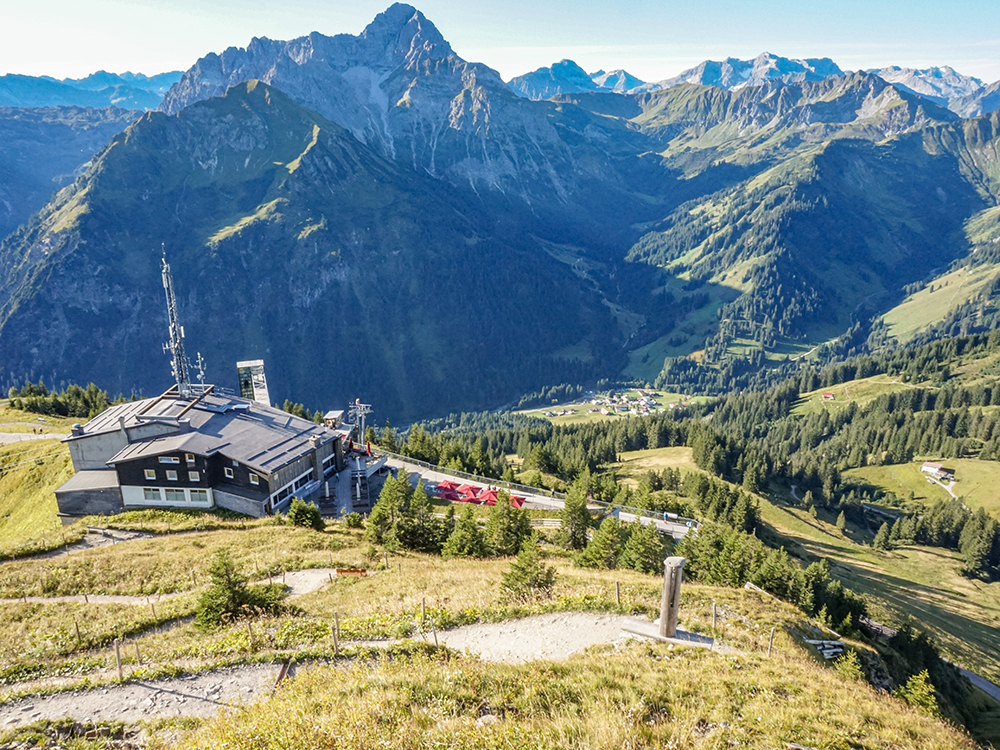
[1,0,998,83]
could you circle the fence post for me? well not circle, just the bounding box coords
[768,627,776,657]
[712,601,716,631]
[659,557,686,639]
[421,597,426,627]
[114,639,123,681]
[615,581,621,607]
[74,620,81,645]
[331,620,339,657]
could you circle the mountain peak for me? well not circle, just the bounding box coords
[359,3,451,64]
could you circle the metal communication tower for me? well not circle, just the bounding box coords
[161,251,191,397]
[348,398,372,445]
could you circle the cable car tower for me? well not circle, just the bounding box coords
[348,398,372,444]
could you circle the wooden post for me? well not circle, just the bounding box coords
[431,619,438,648]
[331,621,339,657]
[282,570,286,585]
[114,639,123,681]
[398,562,401,576]
[328,573,333,583]
[334,611,341,643]
[150,602,156,618]
[329,551,333,566]
[246,622,254,649]
[712,601,716,631]
[134,641,142,665]
[615,581,621,607]
[74,620,81,645]
[383,551,389,570]
[659,557,685,639]
[421,597,426,627]
[767,627,776,657]
[84,593,89,604]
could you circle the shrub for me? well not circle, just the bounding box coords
[501,534,556,602]
[575,517,626,569]
[195,550,285,628]
[288,498,325,531]
[343,512,363,529]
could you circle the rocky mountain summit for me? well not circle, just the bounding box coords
[0,71,180,110]
[507,60,645,99]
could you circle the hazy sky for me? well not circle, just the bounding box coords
[1,0,998,83]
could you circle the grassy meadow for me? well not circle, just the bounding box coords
[846,459,1000,517]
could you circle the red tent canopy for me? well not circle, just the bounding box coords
[437,489,462,501]
[479,489,500,506]
[509,496,525,508]
[457,484,481,498]
[436,480,460,492]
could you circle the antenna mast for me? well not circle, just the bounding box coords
[161,248,191,397]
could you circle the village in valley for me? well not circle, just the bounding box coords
[525,388,713,424]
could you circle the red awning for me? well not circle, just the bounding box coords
[457,484,481,498]
[436,480,460,491]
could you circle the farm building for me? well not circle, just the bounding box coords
[54,384,352,518]
[920,461,955,481]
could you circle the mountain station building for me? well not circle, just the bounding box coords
[53,385,352,518]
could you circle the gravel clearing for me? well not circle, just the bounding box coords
[0,613,643,727]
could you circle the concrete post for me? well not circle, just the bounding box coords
[659,556,686,638]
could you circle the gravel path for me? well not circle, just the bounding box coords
[0,568,351,605]
[0,613,640,728]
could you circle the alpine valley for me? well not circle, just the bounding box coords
[1,3,999,420]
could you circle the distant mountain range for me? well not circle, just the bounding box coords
[0,70,181,109]
[1,4,999,420]
[507,54,1000,119]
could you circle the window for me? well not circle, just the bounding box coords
[188,471,200,482]
[166,470,178,481]
[185,453,195,464]
[144,469,156,480]
[164,488,186,502]
[224,467,234,479]
[158,456,180,464]
[249,473,259,486]
[143,487,161,501]
[190,489,208,503]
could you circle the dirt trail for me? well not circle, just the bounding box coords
[0,568,345,605]
[0,613,643,728]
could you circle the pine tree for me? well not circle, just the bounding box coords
[895,670,941,718]
[873,521,892,550]
[500,533,556,602]
[379,420,397,451]
[442,506,487,559]
[576,517,626,569]
[835,511,847,531]
[560,474,593,551]
[398,480,443,553]
[484,490,531,556]
[618,520,667,574]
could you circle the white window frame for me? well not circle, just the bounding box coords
[188,471,200,482]
[166,470,178,481]
[144,469,156,480]
[224,466,234,479]
[249,472,259,486]
[185,453,195,464]
[158,456,180,464]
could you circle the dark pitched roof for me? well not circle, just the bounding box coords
[74,387,350,476]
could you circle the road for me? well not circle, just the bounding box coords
[383,456,694,540]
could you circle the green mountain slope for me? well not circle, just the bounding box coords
[0,82,624,419]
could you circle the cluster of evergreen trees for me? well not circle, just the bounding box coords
[364,472,533,559]
[7,380,114,419]
[676,522,867,631]
[869,501,1000,580]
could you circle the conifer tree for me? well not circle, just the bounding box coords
[560,474,593,551]
[618,520,667,574]
[500,533,556,602]
[442,505,487,559]
[835,511,847,531]
[576,517,626,569]
[485,490,532,556]
[873,521,892,550]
